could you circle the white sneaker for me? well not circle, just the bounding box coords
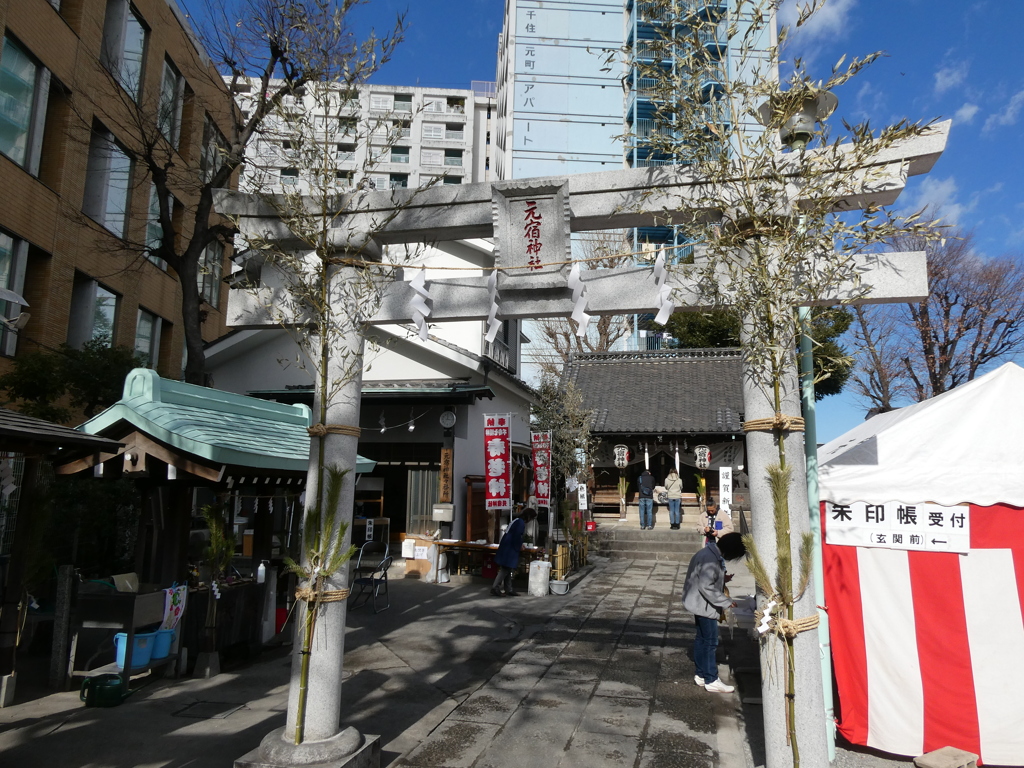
[694,675,705,686]
[704,678,735,693]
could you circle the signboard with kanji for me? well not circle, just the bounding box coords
[439,447,453,503]
[824,501,971,554]
[484,414,512,510]
[719,467,733,510]
[491,179,570,291]
[531,431,551,508]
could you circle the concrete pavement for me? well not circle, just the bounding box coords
[0,557,914,768]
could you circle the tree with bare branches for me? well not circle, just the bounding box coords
[530,230,635,378]
[852,228,1024,408]
[76,0,404,384]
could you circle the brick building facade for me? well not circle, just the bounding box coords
[0,0,235,389]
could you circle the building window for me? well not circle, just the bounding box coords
[421,123,444,140]
[421,148,443,166]
[393,94,412,112]
[135,308,161,367]
[337,142,355,163]
[443,149,463,167]
[145,183,170,269]
[0,35,51,174]
[68,273,119,348]
[389,174,408,189]
[279,167,299,186]
[101,0,146,100]
[423,98,444,114]
[390,146,410,164]
[369,93,393,111]
[443,176,462,185]
[198,239,223,308]
[158,57,184,147]
[200,113,227,184]
[367,175,388,190]
[83,125,132,237]
[0,231,28,356]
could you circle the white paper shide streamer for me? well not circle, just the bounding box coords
[652,250,675,326]
[568,262,592,337]
[485,270,502,343]
[410,269,431,342]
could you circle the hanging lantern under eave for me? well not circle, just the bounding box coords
[613,444,630,469]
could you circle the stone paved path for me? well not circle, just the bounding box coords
[398,560,751,768]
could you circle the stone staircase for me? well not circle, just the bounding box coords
[590,520,705,563]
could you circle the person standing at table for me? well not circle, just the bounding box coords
[491,508,537,597]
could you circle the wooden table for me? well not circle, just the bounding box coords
[437,540,544,576]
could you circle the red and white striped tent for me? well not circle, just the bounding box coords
[819,363,1024,765]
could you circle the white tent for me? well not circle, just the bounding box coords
[819,361,1024,507]
[817,362,1024,765]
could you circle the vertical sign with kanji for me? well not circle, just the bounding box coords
[531,431,551,508]
[719,467,733,510]
[484,414,512,510]
[439,447,453,503]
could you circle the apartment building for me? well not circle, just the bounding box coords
[0,0,235,385]
[496,0,772,373]
[495,0,623,180]
[240,81,497,194]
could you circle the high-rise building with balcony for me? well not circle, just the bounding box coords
[238,82,496,194]
[496,0,772,375]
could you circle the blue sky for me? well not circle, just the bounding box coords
[189,0,1024,443]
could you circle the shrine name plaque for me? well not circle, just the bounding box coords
[492,179,570,291]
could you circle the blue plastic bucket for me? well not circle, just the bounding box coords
[114,632,154,669]
[151,629,175,660]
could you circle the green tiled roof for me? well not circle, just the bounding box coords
[80,369,375,474]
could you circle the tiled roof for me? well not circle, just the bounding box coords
[0,408,123,452]
[562,349,745,435]
[80,369,375,473]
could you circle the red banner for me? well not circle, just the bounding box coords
[531,431,551,508]
[484,414,512,510]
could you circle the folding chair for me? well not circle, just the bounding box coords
[352,540,389,581]
[349,556,392,613]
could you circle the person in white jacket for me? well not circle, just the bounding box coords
[664,469,684,529]
[681,532,746,692]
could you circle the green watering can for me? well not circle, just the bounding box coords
[80,674,126,707]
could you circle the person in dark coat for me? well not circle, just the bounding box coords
[491,507,538,596]
[637,469,656,529]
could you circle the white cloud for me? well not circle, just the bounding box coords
[900,176,966,224]
[779,0,858,44]
[934,61,969,95]
[983,88,1024,133]
[953,103,980,124]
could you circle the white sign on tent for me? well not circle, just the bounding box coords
[824,501,971,554]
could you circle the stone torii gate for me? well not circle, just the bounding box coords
[220,121,948,768]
